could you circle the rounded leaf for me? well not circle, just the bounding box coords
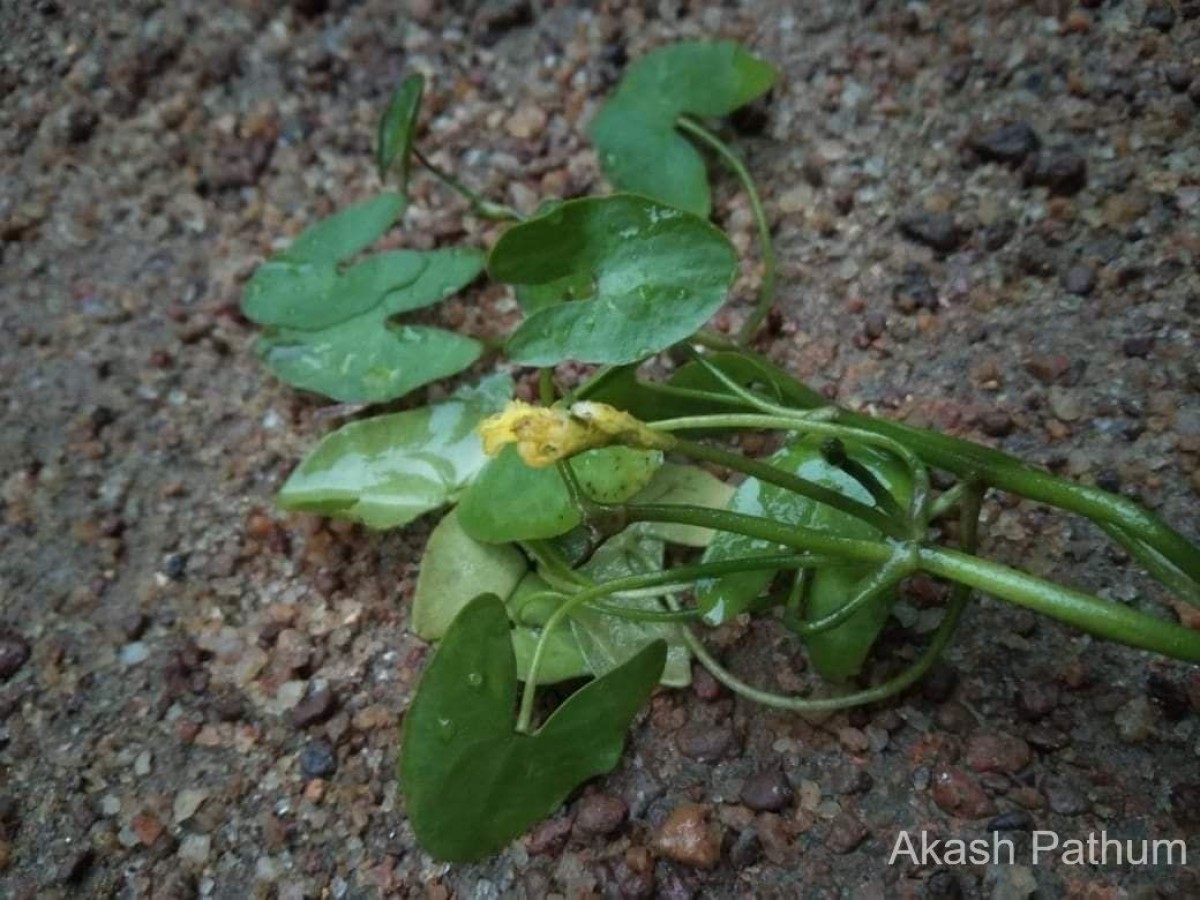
[412,509,528,640]
[457,444,662,542]
[589,41,777,216]
[491,195,736,366]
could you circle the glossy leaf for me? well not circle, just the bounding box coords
[377,73,424,189]
[412,509,527,640]
[570,531,692,687]
[490,195,737,366]
[589,41,777,216]
[400,593,665,861]
[628,463,735,547]
[276,373,511,528]
[457,444,662,543]
[697,437,911,632]
[255,247,485,403]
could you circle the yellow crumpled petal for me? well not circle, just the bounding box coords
[477,400,672,468]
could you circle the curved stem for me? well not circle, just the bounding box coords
[676,117,777,345]
[514,553,827,732]
[413,148,523,221]
[784,552,914,636]
[673,484,984,712]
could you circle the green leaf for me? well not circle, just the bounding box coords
[697,436,911,632]
[242,193,408,328]
[457,444,662,542]
[412,509,527,640]
[489,195,736,366]
[570,531,692,687]
[505,571,560,627]
[276,373,511,528]
[287,193,407,267]
[511,626,590,684]
[589,41,777,216]
[377,73,424,190]
[628,463,734,547]
[255,247,485,403]
[400,594,665,861]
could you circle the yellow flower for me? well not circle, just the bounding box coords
[478,400,672,468]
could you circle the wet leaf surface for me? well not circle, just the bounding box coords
[490,195,736,366]
[276,374,511,527]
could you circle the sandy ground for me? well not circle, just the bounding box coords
[1,0,1198,896]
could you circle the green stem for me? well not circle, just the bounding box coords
[677,117,777,346]
[784,551,915,636]
[654,411,930,529]
[623,503,894,566]
[673,437,904,539]
[926,482,969,524]
[413,148,523,221]
[919,545,1200,663]
[1099,522,1200,609]
[514,553,827,733]
[673,485,984,712]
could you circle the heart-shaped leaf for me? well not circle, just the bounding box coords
[457,443,662,543]
[570,530,692,687]
[400,593,665,862]
[489,195,736,366]
[412,509,528,640]
[697,436,911,628]
[255,247,485,403]
[589,41,777,216]
[377,73,424,190]
[276,373,511,528]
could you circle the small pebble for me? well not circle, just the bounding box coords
[1023,148,1087,196]
[966,731,1032,775]
[292,688,337,728]
[898,211,964,253]
[970,121,1040,164]
[824,812,869,854]
[740,770,794,812]
[1061,265,1096,296]
[299,740,337,779]
[675,722,735,762]
[653,804,722,869]
[1044,777,1090,815]
[573,793,627,836]
[1143,4,1176,31]
[0,631,30,681]
[932,766,996,819]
